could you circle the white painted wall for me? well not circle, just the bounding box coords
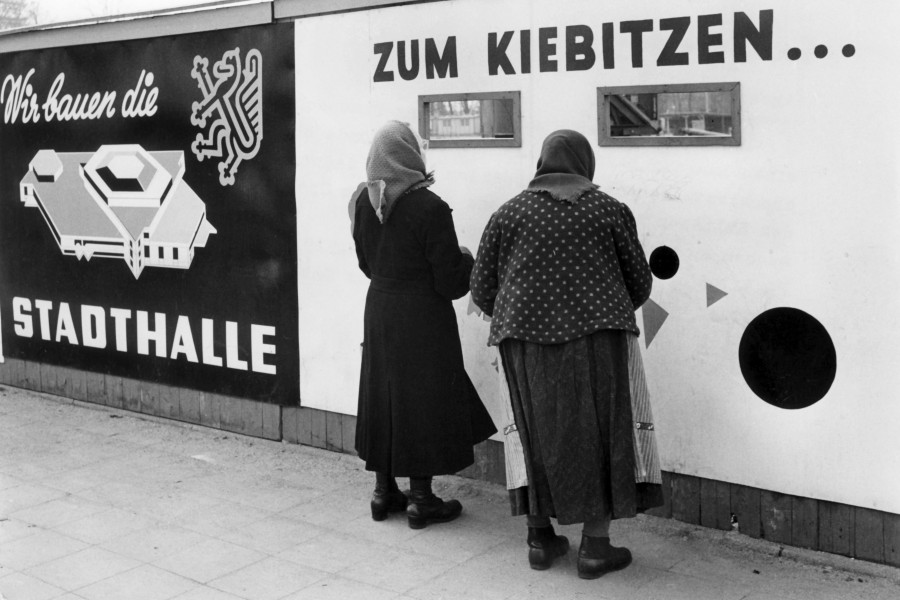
[296,0,900,513]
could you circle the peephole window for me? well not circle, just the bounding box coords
[419,92,521,148]
[598,82,740,146]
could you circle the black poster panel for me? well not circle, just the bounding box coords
[0,24,298,405]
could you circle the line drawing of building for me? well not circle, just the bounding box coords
[20,144,217,279]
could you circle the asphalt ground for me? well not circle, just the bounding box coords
[1,386,899,599]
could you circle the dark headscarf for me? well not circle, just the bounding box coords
[365,120,433,223]
[526,129,598,204]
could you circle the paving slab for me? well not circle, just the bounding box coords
[0,386,899,600]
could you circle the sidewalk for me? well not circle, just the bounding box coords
[1,386,898,600]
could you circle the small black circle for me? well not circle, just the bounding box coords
[787,47,802,60]
[814,45,828,58]
[649,246,679,280]
[739,307,836,409]
[842,44,856,57]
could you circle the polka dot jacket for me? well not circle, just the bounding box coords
[470,189,652,346]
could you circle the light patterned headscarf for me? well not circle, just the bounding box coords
[527,129,598,204]
[366,121,434,223]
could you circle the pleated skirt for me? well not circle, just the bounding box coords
[499,330,663,525]
[356,284,496,477]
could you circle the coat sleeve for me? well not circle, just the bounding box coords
[613,203,653,309]
[469,212,500,317]
[423,200,474,300]
[352,195,372,279]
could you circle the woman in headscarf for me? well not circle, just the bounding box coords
[352,120,496,529]
[470,129,662,578]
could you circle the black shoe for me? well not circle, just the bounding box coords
[577,535,632,579]
[371,489,408,521]
[407,476,462,529]
[371,472,407,521]
[407,495,463,529]
[527,525,569,570]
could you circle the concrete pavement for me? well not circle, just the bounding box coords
[1,385,898,600]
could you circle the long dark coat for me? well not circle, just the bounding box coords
[353,187,496,477]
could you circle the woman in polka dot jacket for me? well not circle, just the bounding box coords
[470,129,663,579]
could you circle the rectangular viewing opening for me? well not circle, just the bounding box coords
[419,91,521,148]
[598,82,741,146]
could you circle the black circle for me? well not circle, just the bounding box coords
[842,44,856,57]
[738,308,836,409]
[649,246,679,280]
[814,45,828,58]
[787,47,802,60]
